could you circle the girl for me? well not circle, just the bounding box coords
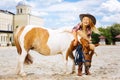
[72,14,99,76]
[72,13,99,46]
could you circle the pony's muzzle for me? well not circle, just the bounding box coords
[85,62,91,69]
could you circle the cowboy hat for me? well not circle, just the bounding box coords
[79,13,96,25]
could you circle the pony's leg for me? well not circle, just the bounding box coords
[17,50,27,76]
[85,66,91,75]
[63,52,75,74]
[78,62,83,76]
[71,59,76,74]
[62,52,68,74]
[16,55,21,75]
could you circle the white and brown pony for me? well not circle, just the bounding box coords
[14,25,83,76]
[14,25,98,76]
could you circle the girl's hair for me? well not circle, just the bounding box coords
[89,18,99,34]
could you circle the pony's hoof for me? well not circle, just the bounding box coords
[86,72,91,75]
[64,72,69,74]
[20,72,27,76]
[78,73,82,76]
[71,71,76,74]
[16,71,20,75]
[64,71,71,75]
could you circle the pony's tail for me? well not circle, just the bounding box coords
[24,53,33,65]
[14,27,24,55]
[14,26,33,65]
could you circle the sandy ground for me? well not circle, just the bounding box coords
[0,46,120,80]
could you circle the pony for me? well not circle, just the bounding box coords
[14,25,85,76]
[14,25,95,76]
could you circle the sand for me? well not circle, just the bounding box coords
[0,46,120,80]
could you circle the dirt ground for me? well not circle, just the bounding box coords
[0,45,120,80]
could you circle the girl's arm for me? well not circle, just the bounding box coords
[72,23,81,32]
[77,30,91,42]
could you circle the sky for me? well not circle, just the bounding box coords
[0,0,120,29]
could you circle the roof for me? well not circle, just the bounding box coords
[99,35,106,39]
[115,34,120,38]
[0,9,15,15]
[17,0,31,7]
[0,30,13,33]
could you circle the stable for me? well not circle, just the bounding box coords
[115,34,120,45]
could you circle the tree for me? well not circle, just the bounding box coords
[110,23,120,44]
[98,23,120,45]
[98,27,112,44]
[91,32,100,44]
[104,27,112,44]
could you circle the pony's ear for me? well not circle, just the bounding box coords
[89,43,99,51]
[94,44,99,47]
[89,44,95,51]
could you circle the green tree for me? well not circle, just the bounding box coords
[91,32,100,44]
[98,27,112,44]
[98,23,120,45]
[104,27,112,44]
[110,23,120,44]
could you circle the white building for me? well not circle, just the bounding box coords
[14,1,43,28]
[0,10,14,46]
[0,1,43,46]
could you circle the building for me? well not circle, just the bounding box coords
[0,0,43,46]
[99,35,106,45]
[115,34,120,45]
[0,10,14,46]
[14,1,43,28]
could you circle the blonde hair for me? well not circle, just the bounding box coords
[89,18,99,34]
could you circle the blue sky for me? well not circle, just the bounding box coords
[0,0,120,29]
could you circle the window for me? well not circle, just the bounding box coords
[0,36,2,42]
[20,9,22,13]
[10,37,12,41]
[3,36,5,42]
[11,25,13,31]
[17,9,19,14]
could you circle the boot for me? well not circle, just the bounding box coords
[78,62,83,76]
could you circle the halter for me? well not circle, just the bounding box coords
[74,44,91,65]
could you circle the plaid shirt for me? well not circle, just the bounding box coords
[72,23,92,38]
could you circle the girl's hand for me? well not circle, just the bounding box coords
[73,40,78,46]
